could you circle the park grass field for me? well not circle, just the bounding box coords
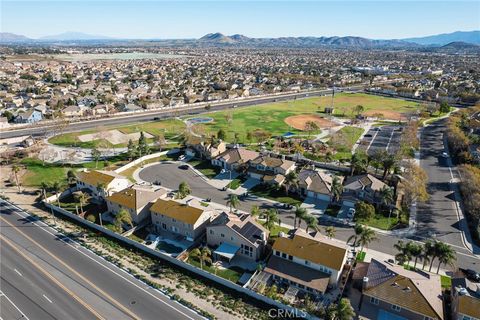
[49,93,420,147]
[48,119,184,148]
[194,93,421,142]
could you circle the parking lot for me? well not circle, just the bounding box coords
[357,125,403,156]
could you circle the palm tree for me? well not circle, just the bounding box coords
[40,182,50,201]
[264,208,279,232]
[74,191,88,215]
[325,226,336,239]
[51,181,62,206]
[226,194,240,213]
[293,205,307,229]
[327,297,355,320]
[250,205,260,218]
[382,154,396,180]
[422,240,436,271]
[379,186,394,209]
[354,104,364,116]
[190,247,212,270]
[283,171,298,196]
[436,243,456,274]
[358,226,377,253]
[394,240,411,266]
[407,242,423,269]
[331,176,343,203]
[12,164,21,192]
[91,147,101,169]
[67,169,77,186]
[350,153,360,176]
[304,214,319,233]
[347,224,364,248]
[114,208,133,231]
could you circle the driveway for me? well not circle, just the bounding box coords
[301,197,329,216]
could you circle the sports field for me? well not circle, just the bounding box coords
[49,93,421,147]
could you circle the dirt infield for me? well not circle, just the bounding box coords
[78,129,154,144]
[284,114,338,131]
[363,110,406,120]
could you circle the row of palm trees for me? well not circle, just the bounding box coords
[347,224,378,253]
[394,239,456,274]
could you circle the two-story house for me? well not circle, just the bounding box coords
[206,212,269,263]
[150,198,214,242]
[211,147,260,171]
[360,259,444,320]
[265,229,348,296]
[106,185,167,224]
[247,155,296,185]
[76,170,130,199]
[342,173,388,207]
[298,168,342,202]
[451,275,480,320]
[14,109,43,124]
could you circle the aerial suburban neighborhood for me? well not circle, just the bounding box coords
[0,1,479,320]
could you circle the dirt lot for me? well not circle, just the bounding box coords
[284,114,338,131]
[78,129,154,144]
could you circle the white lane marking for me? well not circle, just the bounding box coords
[42,294,53,303]
[3,202,199,320]
[14,269,23,277]
[365,129,379,153]
[385,129,395,151]
[0,290,31,320]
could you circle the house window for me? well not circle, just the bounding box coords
[281,253,287,259]
[370,297,379,305]
[304,260,311,266]
[231,236,234,241]
[462,317,471,320]
[209,230,214,235]
[221,233,225,238]
[391,305,401,312]
[275,251,280,256]
[288,255,293,261]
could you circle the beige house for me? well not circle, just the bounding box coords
[206,212,269,262]
[76,170,130,198]
[360,259,444,320]
[451,276,480,320]
[106,185,167,224]
[247,155,296,185]
[265,229,348,296]
[211,148,260,171]
[150,198,213,241]
[298,169,342,202]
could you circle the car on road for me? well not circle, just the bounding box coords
[462,269,480,282]
[153,117,160,120]
[347,208,356,218]
[364,134,373,138]
[373,127,382,131]
[441,152,449,158]
[178,164,189,170]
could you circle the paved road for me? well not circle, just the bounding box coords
[138,161,480,270]
[2,89,354,140]
[417,119,477,257]
[0,200,203,320]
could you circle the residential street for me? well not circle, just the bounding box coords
[0,200,203,320]
[417,119,478,257]
[137,161,480,270]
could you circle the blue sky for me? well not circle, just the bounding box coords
[2,1,479,39]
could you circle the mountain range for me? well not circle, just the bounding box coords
[1,30,479,49]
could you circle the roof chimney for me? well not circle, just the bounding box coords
[363,277,369,290]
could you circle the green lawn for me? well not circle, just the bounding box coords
[357,213,399,231]
[266,223,291,238]
[187,257,243,283]
[20,158,69,187]
[249,185,303,206]
[227,178,242,190]
[441,275,452,289]
[49,119,185,148]
[188,160,221,179]
[192,93,421,143]
[328,126,365,160]
[356,251,366,262]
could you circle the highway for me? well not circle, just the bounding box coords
[0,200,203,320]
[1,88,365,140]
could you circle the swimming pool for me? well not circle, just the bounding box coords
[186,117,214,124]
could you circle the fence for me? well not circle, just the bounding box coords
[43,195,317,319]
[114,149,180,173]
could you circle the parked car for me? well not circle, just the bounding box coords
[347,208,356,218]
[153,117,160,120]
[441,152,449,158]
[462,268,480,282]
[178,165,189,170]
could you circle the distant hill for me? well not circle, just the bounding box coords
[40,31,114,41]
[403,30,480,46]
[0,32,31,42]
[442,41,479,49]
[197,33,416,48]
